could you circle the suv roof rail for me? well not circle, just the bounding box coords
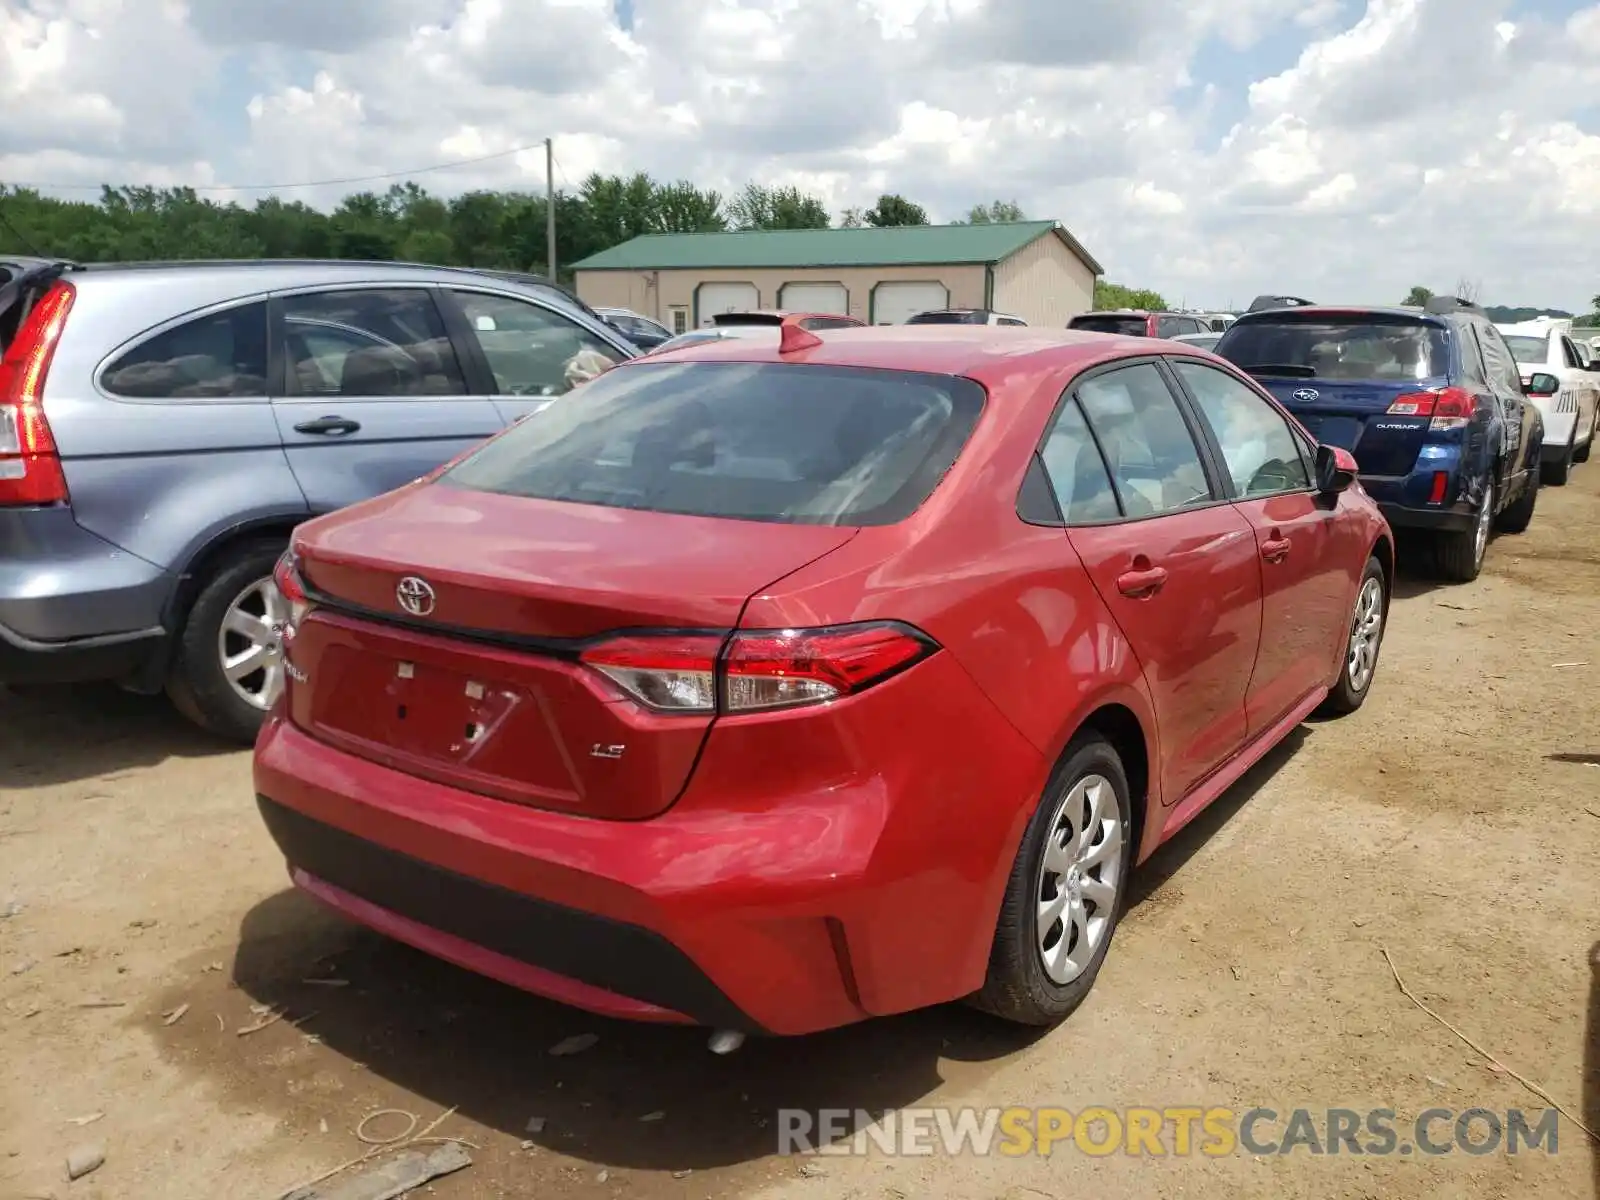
[1423,295,1485,316]
[1246,294,1315,313]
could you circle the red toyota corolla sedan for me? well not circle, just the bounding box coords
[254,321,1393,1037]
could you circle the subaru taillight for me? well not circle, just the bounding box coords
[1388,386,1476,431]
[0,281,73,506]
[580,622,938,715]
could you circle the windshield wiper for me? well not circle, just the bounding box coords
[1239,363,1316,378]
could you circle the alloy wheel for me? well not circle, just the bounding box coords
[217,576,288,712]
[1346,576,1384,692]
[1035,774,1124,986]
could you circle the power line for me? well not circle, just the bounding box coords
[0,204,45,256]
[4,138,551,196]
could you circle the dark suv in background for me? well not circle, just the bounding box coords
[1214,296,1544,582]
[1067,310,1214,338]
[0,257,636,740]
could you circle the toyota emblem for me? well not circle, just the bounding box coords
[396,576,436,617]
[1292,388,1320,402]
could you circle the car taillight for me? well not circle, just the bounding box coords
[272,548,312,630]
[0,281,73,507]
[1388,386,1476,431]
[579,622,938,715]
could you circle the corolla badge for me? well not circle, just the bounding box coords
[1292,388,1320,402]
[396,575,436,617]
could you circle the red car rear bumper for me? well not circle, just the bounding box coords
[252,658,1047,1036]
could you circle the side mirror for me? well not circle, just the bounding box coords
[1525,372,1560,395]
[1315,443,1358,494]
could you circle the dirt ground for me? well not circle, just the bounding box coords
[3,469,1599,1200]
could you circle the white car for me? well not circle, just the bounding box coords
[1496,319,1599,484]
[1173,331,1222,352]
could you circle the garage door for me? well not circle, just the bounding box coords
[696,282,760,326]
[778,282,850,316]
[871,281,951,325]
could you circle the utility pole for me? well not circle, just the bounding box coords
[545,137,557,281]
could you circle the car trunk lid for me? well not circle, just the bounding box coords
[286,483,857,818]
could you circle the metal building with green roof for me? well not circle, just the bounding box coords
[570,220,1103,332]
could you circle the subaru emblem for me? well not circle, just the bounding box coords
[1292,388,1320,402]
[396,576,436,617]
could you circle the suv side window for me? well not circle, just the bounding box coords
[1453,319,1488,387]
[1475,323,1523,396]
[450,290,623,396]
[1072,363,1214,517]
[1561,336,1583,369]
[1036,397,1121,524]
[281,289,466,398]
[103,302,269,399]
[1173,361,1311,496]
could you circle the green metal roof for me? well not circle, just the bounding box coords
[571,221,1102,275]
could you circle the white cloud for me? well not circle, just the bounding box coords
[2,0,1598,311]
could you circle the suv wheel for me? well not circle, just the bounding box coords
[166,540,288,743]
[970,735,1133,1026]
[1434,478,1493,583]
[1495,469,1539,534]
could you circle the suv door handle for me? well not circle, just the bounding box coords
[1116,565,1169,598]
[1261,535,1292,563]
[294,415,361,436]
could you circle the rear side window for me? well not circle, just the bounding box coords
[282,289,465,398]
[1037,398,1120,523]
[103,302,269,399]
[1218,314,1449,381]
[1070,315,1148,336]
[1501,334,1549,366]
[1071,363,1214,517]
[442,361,984,527]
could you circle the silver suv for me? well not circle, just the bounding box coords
[0,257,635,740]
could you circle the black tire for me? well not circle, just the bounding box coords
[1541,439,1573,486]
[1433,478,1492,583]
[165,539,287,744]
[969,735,1134,1026]
[1576,433,1592,465]
[1495,470,1539,534]
[1318,556,1386,717]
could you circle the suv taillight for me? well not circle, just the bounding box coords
[580,622,938,715]
[0,281,73,506]
[1388,385,1476,432]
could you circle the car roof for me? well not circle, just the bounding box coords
[625,325,1173,386]
[1228,304,1454,327]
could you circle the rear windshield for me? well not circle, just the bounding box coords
[907,312,982,325]
[1217,314,1450,381]
[1069,315,1147,336]
[1501,334,1549,365]
[443,361,986,526]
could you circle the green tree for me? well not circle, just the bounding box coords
[727,183,830,230]
[1094,281,1167,311]
[653,181,726,233]
[1402,285,1433,307]
[959,199,1026,224]
[864,194,929,227]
